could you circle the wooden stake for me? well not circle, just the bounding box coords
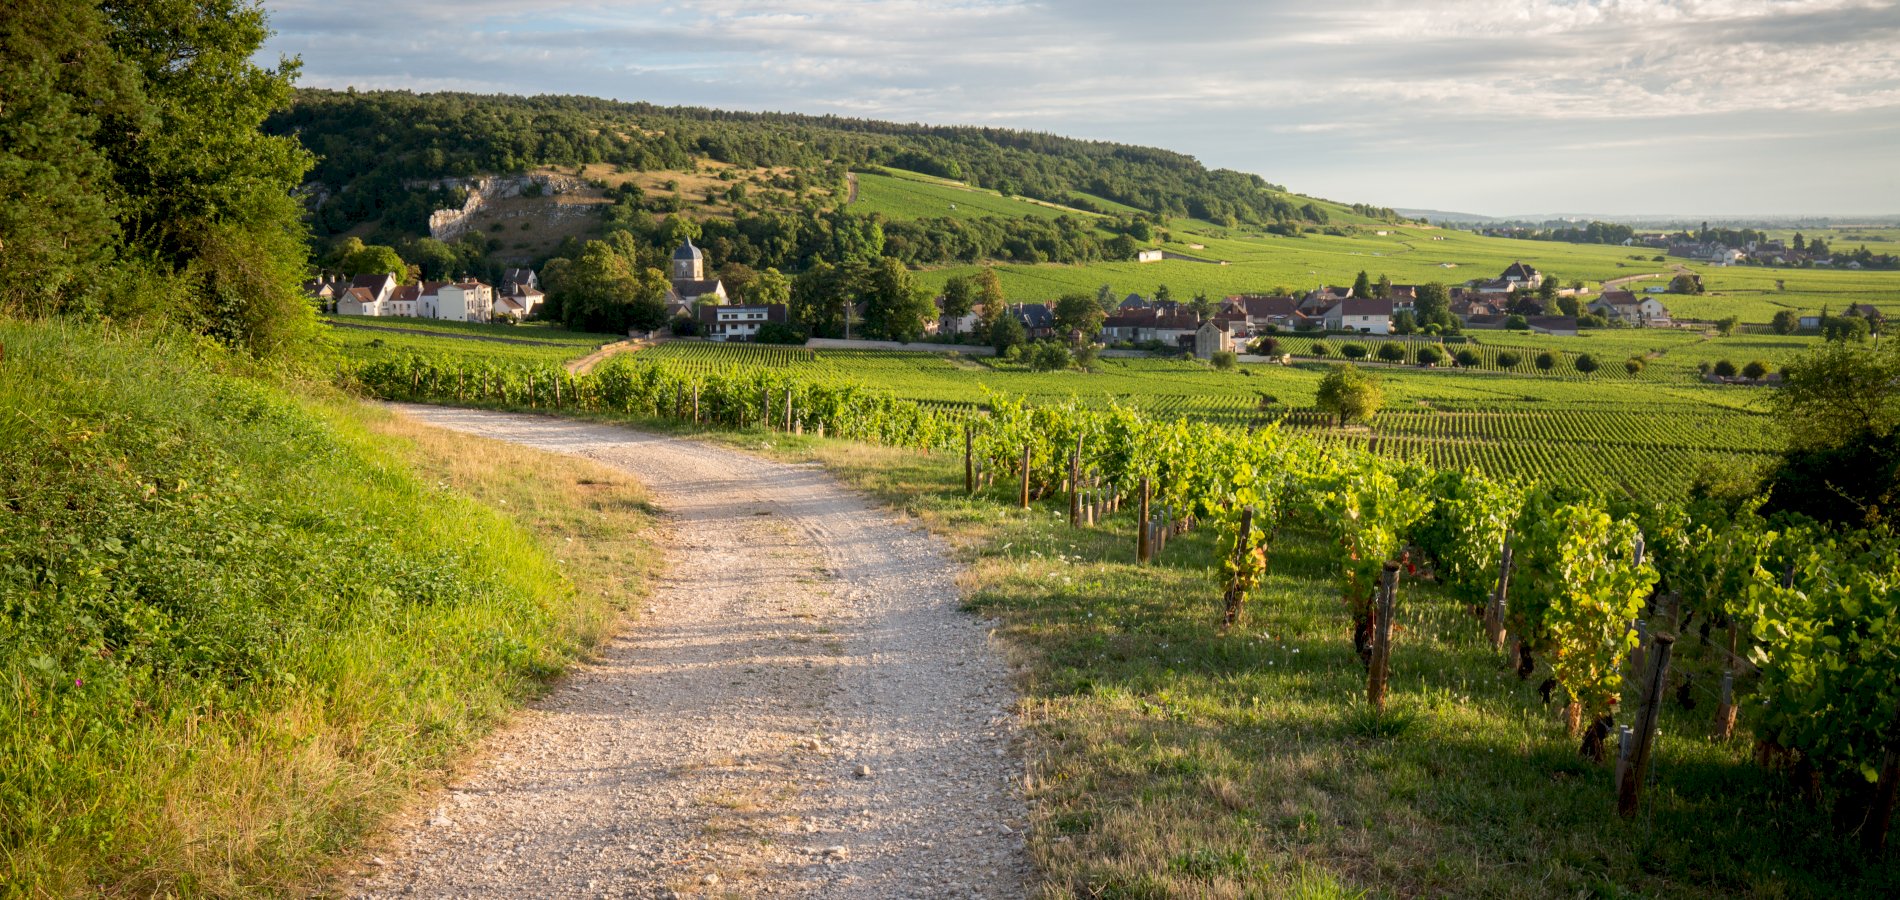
[1367,562,1400,712]
[1137,477,1152,564]
[692,385,700,424]
[964,424,975,495]
[1619,632,1676,818]
[1069,438,1082,527]
[1715,622,1739,740]
[1220,507,1256,628]
[1020,443,1032,509]
[785,392,792,431]
[1488,532,1513,652]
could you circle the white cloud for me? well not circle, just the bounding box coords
[261,0,1900,214]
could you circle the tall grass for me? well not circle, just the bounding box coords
[0,321,643,894]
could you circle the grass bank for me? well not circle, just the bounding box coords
[0,321,654,895]
[671,427,1897,898]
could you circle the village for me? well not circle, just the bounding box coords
[314,247,1697,361]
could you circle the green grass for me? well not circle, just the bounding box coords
[851,168,1099,221]
[317,314,609,345]
[0,320,653,894]
[321,316,606,366]
[753,436,1900,898]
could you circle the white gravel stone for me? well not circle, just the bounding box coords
[345,405,1029,899]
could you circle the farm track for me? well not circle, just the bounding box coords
[349,406,1029,899]
[566,338,645,375]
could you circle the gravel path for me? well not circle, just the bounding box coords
[350,406,1029,899]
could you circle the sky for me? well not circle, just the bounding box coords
[259,0,1900,218]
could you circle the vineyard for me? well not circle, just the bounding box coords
[345,345,1900,894]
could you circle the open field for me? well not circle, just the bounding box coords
[851,167,1097,221]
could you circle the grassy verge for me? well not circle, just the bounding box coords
[664,428,1897,898]
[0,321,654,895]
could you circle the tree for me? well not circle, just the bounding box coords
[1624,357,1646,375]
[1416,345,1444,366]
[1341,343,1368,359]
[1414,283,1457,331]
[1316,364,1382,426]
[1538,277,1558,305]
[342,243,406,281]
[1374,274,1393,299]
[1772,341,1900,449]
[1154,284,1172,305]
[1027,340,1073,371]
[1535,351,1556,371]
[1053,292,1105,342]
[1771,309,1801,335]
[1210,350,1238,371]
[1496,351,1521,368]
[1309,340,1331,356]
[1742,360,1770,379]
[974,267,1006,340]
[751,267,792,309]
[1715,315,1740,337]
[1376,342,1406,362]
[1822,314,1870,343]
[1095,283,1117,314]
[1556,295,1582,317]
[1793,232,1807,251]
[937,275,977,338]
[791,260,854,338]
[1455,349,1480,367]
[1389,310,1419,334]
[1352,270,1371,298]
[1505,314,1530,330]
[1668,273,1703,294]
[1188,291,1216,321]
[1574,353,1599,374]
[1712,359,1738,377]
[551,240,670,334]
[1249,335,1280,356]
[860,257,934,342]
[1,0,320,356]
[990,308,1026,355]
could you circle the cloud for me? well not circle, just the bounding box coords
[260,0,1900,214]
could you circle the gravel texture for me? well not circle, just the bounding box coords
[349,405,1029,899]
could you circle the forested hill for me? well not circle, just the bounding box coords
[268,89,1402,238]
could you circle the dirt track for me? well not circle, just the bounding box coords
[349,406,1028,899]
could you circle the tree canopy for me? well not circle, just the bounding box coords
[1,0,317,357]
[1316,363,1383,426]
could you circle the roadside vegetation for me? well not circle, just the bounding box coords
[0,322,655,893]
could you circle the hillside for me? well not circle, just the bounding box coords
[0,321,651,892]
[268,90,1405,253]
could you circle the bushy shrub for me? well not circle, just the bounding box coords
[1496,351,1521,368]
[1376,342,1406,362]
[1209,350,1238,371]
[1713,359,1738,377]
[1742,359,1770,379]
[1575,353,1599,374]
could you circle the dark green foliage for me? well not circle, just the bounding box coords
[0,0,317,357]
[1772,309,1802,334]
[1027,341,1074,372]
[1209,350,1238,371]
[1416,345,1443,366]
[1823,314,1871,343]
[1713,359,1738,377]
[753,321,803,344]
[545,240,670,334]
[1742,360,1770,379]
[1315,363,1381,425]
[1340,343,1367,359]
[1454,349,1481,367]
[1763,430,1900,529]
[1053,292,1105,340]
[1376,342,1406,362]
[1534,351,1557,371]
[1496,350,1522,368]
[1574,353,1599,374]
[859,257,933,342]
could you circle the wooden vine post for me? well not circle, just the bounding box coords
[784,392,792,431]
[1487,531,1513,652]
[692,385,700,424]
[1068,435,1083,527]
[1137,477,1152,564]
[1367,562,1400,712]
[964,424,975,495]
[1220,507,1256,628]
[1019,443,1032,509]
[1714,623,1739,740]
[1618,632,1676,818]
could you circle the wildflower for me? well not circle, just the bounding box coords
[75,678,84,687]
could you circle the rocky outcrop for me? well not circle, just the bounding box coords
[424,173,586,241]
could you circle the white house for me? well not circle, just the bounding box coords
[334,272,398,316]
[1588,290,1670,326]
[434,281,495,323]
[1136,249,1164,263]
[698,303,787,341]
[1331,298,1394,334]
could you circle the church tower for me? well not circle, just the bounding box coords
[671,237,704,281]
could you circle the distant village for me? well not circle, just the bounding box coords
[314,248,1692,358]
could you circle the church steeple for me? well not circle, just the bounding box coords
[671,237,704,281]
